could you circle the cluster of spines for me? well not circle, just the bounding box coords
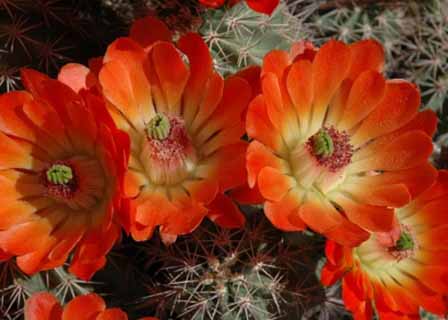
[112,212,346,320]
[0,0,128,93]
[198,1,303,75]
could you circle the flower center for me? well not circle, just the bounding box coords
[306,126,353,172]
[386,225,417,261]
[395,231,414,251]
[146,113,171,140]
[141,113,197,185]
[44,163,77,200]
[46,164,73,185]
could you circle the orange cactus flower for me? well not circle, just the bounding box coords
[200,0,279,15]
[0,69,129,280]
[246,39,437,246]
[0,248,11,262]
[321,171,448,319]
[24,292,158,320]
[59,17,252,241]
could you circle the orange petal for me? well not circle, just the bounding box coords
[0,189,46,228]
[160,191,207,235]
[379,281,419,315]
[347,39,385,80]
[183,178,219,205]
[349,131,433,173]
[189,72,224,133]
[200,123,245,156]
[0,218,55,255]
[351,81,420,146]
[196,76,250,145]
[418,225,448,250]
[103,37,146,64]
[310,40,351,132]
[25,292,63,320]
[388,268,447,315]
[257,167,295,202]
[0,91,34,141]
[354,164,436,201]
[96,309,128,320]
[409,265,448,294]
[325,79,352,128]
[353,110,437,164]
[262,49,290,78]
[129,16,171,50]
[339,181,411,208]
[198,142,248,192]
[21,99,72,156]
[321,260,346,286]
[286,59,313,134]
[21,70,79,125]
[246,0,279,15]
[331,193,395,232]
[246,140,287,188]
[236,65,262,99]
[178,32,213,125]
[124,169,147,198]
[396,109,438,137]
[228,183,264,205]
[342,277,374,319]
[246,95,285,153]
[298,193,369,246]
[0,131,34,170]
[62,294,105,320]
[69,224,120,280]
[409,198,448,229]
[207,193,245,229]
[0,248,11,261]
[149,42,189,114]
[290,40,317,62]
[130,193,174,240]
[99,59,152,131]
[58,63,97,93]
[65,104,98,154]
[414,170,448,205]
[261,72,284,130]
[20,68,51,96]
[16,237,58,275]
[338,71,386,130]
[47,215,86,262]
[264,190,305,231]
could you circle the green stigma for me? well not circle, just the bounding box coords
[312,129,334,157]
[395,232,414,251]
[46,164,73,185]
[146,113,171,140]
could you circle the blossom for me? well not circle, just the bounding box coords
[199,0,279,15]
[0,69,129,280]
[0,248,11,261]
[59,17,252,241]
[321,171,448,319]
[246,39,437,246]
[24,292,158,320]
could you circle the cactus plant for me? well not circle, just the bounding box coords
[0,0,128,93]
[199,1,303,74]
[112,212,344,320]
